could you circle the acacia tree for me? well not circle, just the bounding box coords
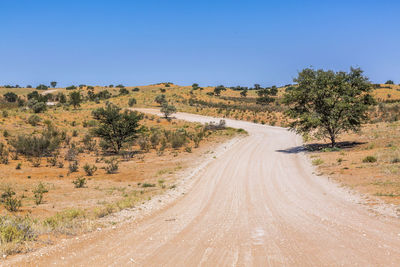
[92,104,143,153]
[3,92,18,102]
[213,85,226,96]
[36,84,48,90]
[160,103,177,118]
[283,67,375,147]
[256,86,277,104]
[69,91,82,109]
[50,81,57,88]
[154,94,167,106]
[192,83,199,90]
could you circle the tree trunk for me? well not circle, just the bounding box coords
[330,134,336,148]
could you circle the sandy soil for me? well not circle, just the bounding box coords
[3,110,400,266]
[308,121,400,205]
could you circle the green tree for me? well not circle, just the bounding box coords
[92,104,143,153]
[27,100,47,113]
[160,103,177,118]
[213,85,226,96]
[192,83,199,90]
[57,92,67,103]
[3,92,18,102]
[50,81,57,88]
[36,84,48,90]
[256,86,277,104]
[119,88,129,95]
[69,91,82,109]
[240,89,248,97]
[128,98,137,107]
[154,94,167,106]
[385,80,394,85]
[283,67,375,147]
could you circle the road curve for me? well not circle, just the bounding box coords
[5,109,400,266]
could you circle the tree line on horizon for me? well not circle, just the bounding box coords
[2,67,397,147]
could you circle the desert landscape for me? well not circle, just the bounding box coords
[0,80,399,265]
[1,0,400,266]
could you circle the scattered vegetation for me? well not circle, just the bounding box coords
[363,156,377,163]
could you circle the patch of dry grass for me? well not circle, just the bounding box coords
[308,121,400,204]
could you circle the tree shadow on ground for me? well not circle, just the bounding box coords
[276,141,366,154]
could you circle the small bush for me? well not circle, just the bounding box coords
[204,120,226,131]
[170,130,187,149]
[33,183,48,205]
[119,88,129,95]
[391,157,400,164]
[43,208,85,232]
[82,134,96,151]
[141,183,155,188]
[68,161,79,173]
[0,215,35,253]
[1,187,21,212]
[27,115,41,126]
[128,98,137,107]
[150,131,161,148]
[3,92,18,102]
[83,164,97,176]
[66,85,77,90]
[65,146,78,161]
[137,135,150,151]
[36,84,48,90]
[0,143,9,165]
[72,177,86,188]
[312,158,324,166]
[32,102,47,113]
[322,147,341,152]
[72,130,78,137]
[105,158,119,174]
[10,130,62,158]
[363,156,377,163]
[47,153,58,167]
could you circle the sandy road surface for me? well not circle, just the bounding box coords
[5,109,400,266]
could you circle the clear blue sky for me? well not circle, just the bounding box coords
[1,0,399,87]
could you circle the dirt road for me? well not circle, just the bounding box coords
[5,110,400,266]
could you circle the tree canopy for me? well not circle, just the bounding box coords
[3,92,18,102]
[256,86,277,104]
[36,84,48,90]
[161,103,177,118]
[240,89,248,97]
[69,91,82,109]
[213,85,226,96]
[283,67,375,147]
[154,94,167,105]
[92,104,143,153]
